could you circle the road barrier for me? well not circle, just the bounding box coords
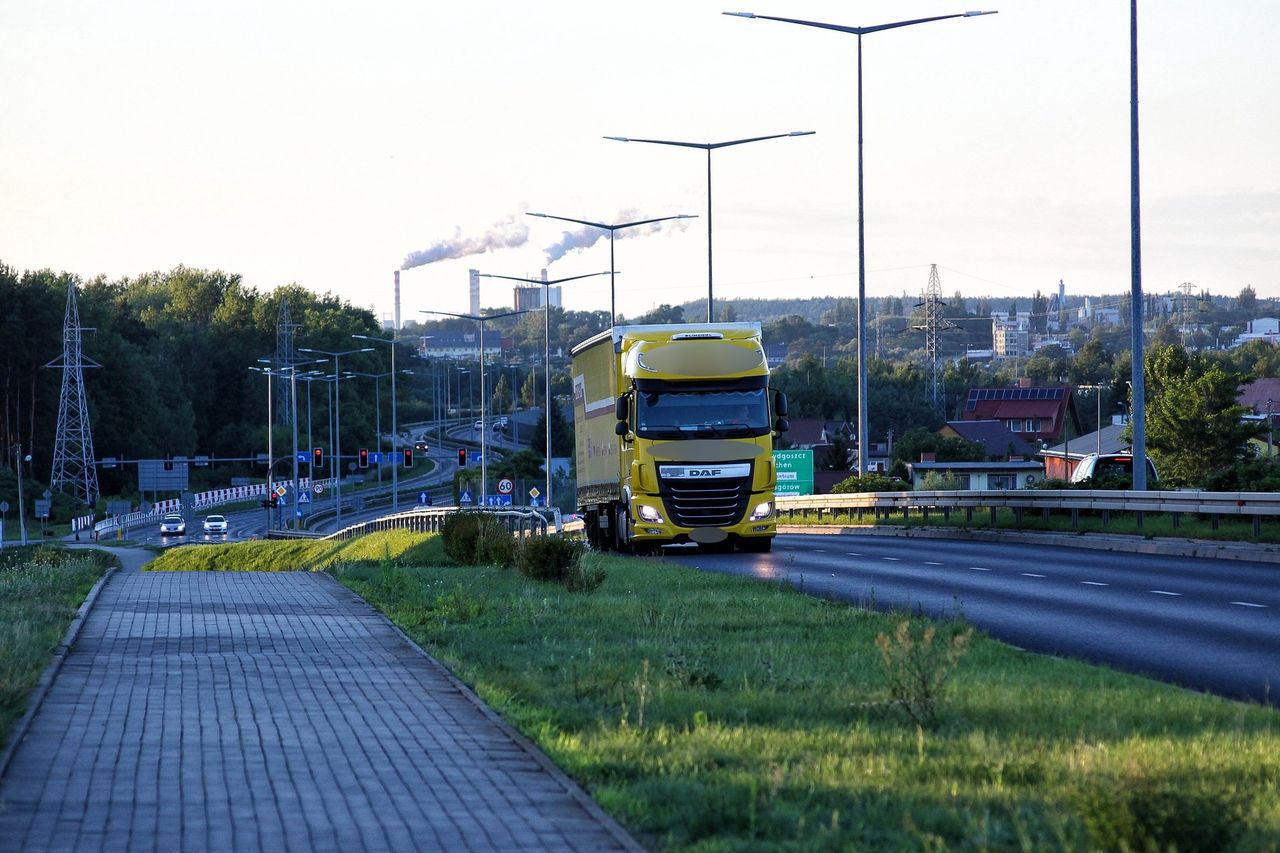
[776,488,1280,536]
[292,506,557,542]
[92,478,338,537]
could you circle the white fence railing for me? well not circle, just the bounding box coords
[273,506,558,542]
[92,478,337,538]
[776,489,1280,535]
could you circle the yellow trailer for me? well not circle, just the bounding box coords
[570,323,787,553]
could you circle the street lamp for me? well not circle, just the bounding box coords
[298,346,374,526]
[604,131,814,322]
[724,9,995,474]
[344,370,393,492]
[353,333,408,512]
[422,308,540,506]
[478,271,612,512]
[526,213,695,324]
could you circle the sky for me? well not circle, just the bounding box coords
[2,1,1277,325]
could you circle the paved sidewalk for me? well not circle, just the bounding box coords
[0,572,637,852]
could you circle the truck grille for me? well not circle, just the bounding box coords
[659,473,752,528]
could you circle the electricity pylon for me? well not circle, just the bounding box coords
[46,282,100,506]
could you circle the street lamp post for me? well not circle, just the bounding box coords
[477,271,612,511]
[423,309,538,506]
[604,131,814,322]
[525,214,695,325]
[344,370,391,490]
[724,9,995,474]
[354,334,405,511]
[299,346,373,526]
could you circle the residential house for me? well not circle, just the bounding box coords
[939,420,1037,460]
[906,455,1045,490]
[960,381,1080,444]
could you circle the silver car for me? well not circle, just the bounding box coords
[159,514,186,536]
[202,514,228,535]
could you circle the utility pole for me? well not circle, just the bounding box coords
[46,282,100,507]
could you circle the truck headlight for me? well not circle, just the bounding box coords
[748,501,773,521]
[637,503,664,523]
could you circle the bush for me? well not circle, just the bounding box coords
[441,512,517,567]
[831,472,910,493]
[1201,457,1280,491]
[1073,771,1250,852]
[875,619,972,727]
[515,535,599,591]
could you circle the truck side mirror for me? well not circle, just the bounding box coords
[615,394,629,421]
[615,421,629,437]
[774,416,789,434]
[774,391,789,418]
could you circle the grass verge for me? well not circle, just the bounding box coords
[325,541,1280,851]
[146,529,436,572]
[0,546,111,748]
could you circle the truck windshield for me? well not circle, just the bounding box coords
[636,388,770,439]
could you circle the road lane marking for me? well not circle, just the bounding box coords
[1081,581,1110,586]
[1150,590,1181,596]
[1021,573,1046,578]
[1230,601,1267,608]
[967,566,990,572]
[846,552,862,557]
[882,557,900,561]
[925,561,944,566]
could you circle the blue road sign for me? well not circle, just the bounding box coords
[297,492,311,504]
[459,490,473,505]
[277,496,288,507]
[296,452,309,463]
[418,491,429,505]
[371,452,383,463]
[483,495,513,507]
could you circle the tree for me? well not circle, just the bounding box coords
[1136,344,1260,487]
[533,398,573,457]
[890,427,985,464]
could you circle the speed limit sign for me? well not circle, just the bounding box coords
[497,477,514,495]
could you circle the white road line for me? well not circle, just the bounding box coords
[1230,601,1267,608]
[925,561,944,566]
[846,552,862,557]
[1021,573,1046,578]
[882,557,900,561]
[967,566,990,572]
[1150,590,1182,596]
[1081,581,1110,586]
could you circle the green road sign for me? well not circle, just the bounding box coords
[773,449,814,496]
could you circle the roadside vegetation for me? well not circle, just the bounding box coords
[146,529,436,572]
[316,535,1279,851]
[0,546,110,748]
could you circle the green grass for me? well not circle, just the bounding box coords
[146,529,437,572]
[0,547,110,748]
[323,542,1280,851]
[784,507,1280,544]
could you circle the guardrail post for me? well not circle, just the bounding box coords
[989,506,996,526]
[965,506,973,523]
[922,506,929,521]
[1171,512,1180,531]
[1071,508,1079,531]
[943,507,950,522]
[1014,507,1023,527]
[1042,508,1050,523]
[1253,515,1261,538]
[1212,513,1219,531]
[1135,511,1144,530]
[1102,510,1111,527]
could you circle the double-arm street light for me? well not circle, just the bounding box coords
[298,346,373,526]
[525,214,695,325]
[605,131,814,322]
[343,370,393,492]
[724,10,995,473]
[353,334,408,511]
[422,308,539,506]
[253,358,329,528]
[478,271,612,512]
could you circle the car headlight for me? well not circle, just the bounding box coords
[749,501,773,521]
[636,503,664,523]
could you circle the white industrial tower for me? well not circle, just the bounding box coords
[47,282,100,506]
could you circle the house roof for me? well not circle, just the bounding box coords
[961,385,1078,438]
[941,420,1037,457]
[1236,378,1280,413]
[907,461,1045,471]
[785,418,850,448]
[1042,422,1130,458]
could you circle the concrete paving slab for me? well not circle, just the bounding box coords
[0,572,638,853]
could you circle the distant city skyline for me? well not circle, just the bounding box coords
[2,2,1275,322]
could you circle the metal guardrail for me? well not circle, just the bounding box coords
[92,478,338,538]
[306,506,558,542]
[776,489,1280,535]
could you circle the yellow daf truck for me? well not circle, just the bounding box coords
[571,323,788,554]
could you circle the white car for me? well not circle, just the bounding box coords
[202,515,228,535]
[159,514,186,536]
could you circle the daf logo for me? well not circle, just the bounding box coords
[689,468,721,477]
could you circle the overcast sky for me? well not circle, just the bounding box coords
[2,1,1276,323]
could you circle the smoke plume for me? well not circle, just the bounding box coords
[401,213,530,270]
[543,209,692,264]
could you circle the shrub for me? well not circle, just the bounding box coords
[1073,771,1251,852]
[875,619,972,727]
[516,535,595,590]
[475,518,518,568]
[831,472,910,493]
[441,512,519,567]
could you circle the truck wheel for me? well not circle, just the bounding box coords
[613,505,631,554]
[738,538,773,553]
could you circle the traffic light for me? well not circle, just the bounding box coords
[264,495,278,509]
[403,448,413,468]
[312,447,323,469]
[359,448,369,468]
[457,448,467,467]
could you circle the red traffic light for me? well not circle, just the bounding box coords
[457,448,467,467]
[312,447,324,468]
[359,448,369,468]
[403,448,413,468]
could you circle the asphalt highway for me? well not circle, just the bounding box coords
[663,532,1280,704]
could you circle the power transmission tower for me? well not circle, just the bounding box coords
[46,283,100,506]
[275,297,300,425]
[912,264,954,415]
[1178,281,1196,346]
